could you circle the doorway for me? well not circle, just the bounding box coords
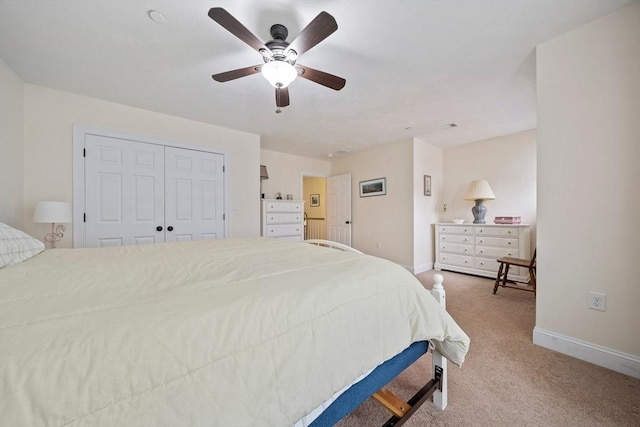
[302,173,352,246]
[302,176,327,240]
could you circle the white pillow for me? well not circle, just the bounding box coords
[0,222,45,268]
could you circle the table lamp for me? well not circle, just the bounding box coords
[464,180,495,224]
[33,201,72,248]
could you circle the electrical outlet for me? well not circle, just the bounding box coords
[588,292,607,311]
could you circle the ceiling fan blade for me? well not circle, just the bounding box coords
[286,11,337,58]
[295,64,346,91]
[208,8,271,56]
[212,65,262,82]
[276,87,290,107]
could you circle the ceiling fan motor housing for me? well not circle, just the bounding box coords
[265,24,297,64]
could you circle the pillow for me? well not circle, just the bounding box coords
[0,222,45,268]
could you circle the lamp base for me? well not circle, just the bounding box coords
[471,200,487,224]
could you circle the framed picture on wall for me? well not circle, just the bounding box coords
[359,177,386,197]
[310,194,320,207]
[424,175,432,196]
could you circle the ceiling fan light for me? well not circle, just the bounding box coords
[261,61,297,88]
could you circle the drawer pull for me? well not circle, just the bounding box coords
[480,250,484,253]
[464,260,468,264]
[508,241,512,245]
[479,239,484,243]
[464,238,468,242]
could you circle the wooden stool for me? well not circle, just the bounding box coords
[493,249,536,295]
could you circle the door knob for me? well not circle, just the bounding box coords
[345,220,351,224]
[156,226,163,231]
[167,226,174,232]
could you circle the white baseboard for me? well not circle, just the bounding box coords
[533,327,640,379]
[405,262,433,275]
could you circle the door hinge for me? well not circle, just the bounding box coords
[83,212,86,222]
[223,213,226,220]
[223,165,225,173]
[83,148,86,157]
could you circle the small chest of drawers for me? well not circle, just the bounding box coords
[435,223,531,281]
[261,199,304,241]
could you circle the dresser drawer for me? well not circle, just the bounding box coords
[437,225,473,235]
[476,237,518,248]
[439,242,473,256]
[476,257,520,276]
[476,246,519,258]
[265,224,302,237]
[265,213,302,225]
[476,226,519,237]
[440,234,472,245]
[265,201,302,213]
[438,253,474,268]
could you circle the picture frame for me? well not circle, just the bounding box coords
[310,194,320,207]
[424,175,432,196]
[359,177,386,198]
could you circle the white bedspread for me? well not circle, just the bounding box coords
[0,238,469,427]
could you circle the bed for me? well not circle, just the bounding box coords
[0,226,470,426]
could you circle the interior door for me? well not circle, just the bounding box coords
[326,174,352,246]
[85,134,165,247]
[164,147,225,242]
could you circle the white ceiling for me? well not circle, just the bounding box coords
[0,0,634,159]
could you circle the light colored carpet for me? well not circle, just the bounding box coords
[337,270,640,426]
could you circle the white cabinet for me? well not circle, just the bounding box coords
[435,223,531,281]
[261,200,304,241]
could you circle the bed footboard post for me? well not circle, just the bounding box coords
[430,273,448,410]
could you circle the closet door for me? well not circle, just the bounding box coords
[164,147,225,242]
[85,135,165,247]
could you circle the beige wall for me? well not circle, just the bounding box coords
[331,139,415,267]
[260,149,331,201]
[23,84,261,246]
[537,2,639,359]
[0,58,24,229]
[413,139,443,271]
[442,129,537,249]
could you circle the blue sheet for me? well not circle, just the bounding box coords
[310,341,429,426]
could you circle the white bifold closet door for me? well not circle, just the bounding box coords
[84,134,224,248]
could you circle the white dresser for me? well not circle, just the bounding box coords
[434,223,531,281]
[261,199,304,241]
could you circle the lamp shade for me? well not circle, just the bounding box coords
[260,165,269,180]
[33,201,72,223]
[261,61,297,88]
[464,180,496,201]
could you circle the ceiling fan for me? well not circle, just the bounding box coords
[208,7,346,111]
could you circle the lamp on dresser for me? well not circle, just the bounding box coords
[33,201,72,248]
[464,179,495,224]
[260,165,269,199]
